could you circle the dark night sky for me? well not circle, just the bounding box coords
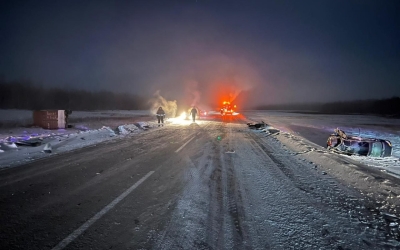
[1,0,399,108]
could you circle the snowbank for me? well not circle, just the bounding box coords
[0,110,157,169]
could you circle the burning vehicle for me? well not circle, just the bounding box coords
[327,128,392,157]
[220,101,236,115]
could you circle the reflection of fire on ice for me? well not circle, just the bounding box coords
[177,112,187,120]
[169,112,193,125]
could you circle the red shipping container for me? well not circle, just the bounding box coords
[33,110,66,129]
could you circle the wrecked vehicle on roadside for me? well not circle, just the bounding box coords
[327,128,392,157]
[247,121,280,135]
[247,121,266,129]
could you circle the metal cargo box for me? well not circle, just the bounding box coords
[33,110,66,129]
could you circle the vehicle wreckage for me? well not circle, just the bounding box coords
[247,121,280,135]
[247,121,266,129]
[327,128,392,157]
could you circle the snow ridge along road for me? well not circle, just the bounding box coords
[0,112,399,249]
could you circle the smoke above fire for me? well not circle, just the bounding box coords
[177,55,260,110]
[148,55,264,114]
[149,91,177,118]
[184,80,201,107]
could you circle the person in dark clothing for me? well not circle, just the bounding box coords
[156,107,166,126]
[189,106,198,122]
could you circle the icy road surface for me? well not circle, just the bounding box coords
[0,113,400,249]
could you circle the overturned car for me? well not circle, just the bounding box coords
[327,128,392,157]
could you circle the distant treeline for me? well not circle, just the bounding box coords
[0,81,148,110]
[256,97,400,116]
[319,98,400,115]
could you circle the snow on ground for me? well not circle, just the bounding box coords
[0,110,159,168]
[1,109,400,179]
[245,110,400,177]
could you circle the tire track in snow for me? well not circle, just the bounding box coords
[155,121,251,249]
[213,122,245,249]
[155,122,218,249]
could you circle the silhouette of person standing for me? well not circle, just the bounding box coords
[189,106,198,122]
[156,107,166,126]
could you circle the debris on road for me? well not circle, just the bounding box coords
[247,121,280,135]
[136,122,151,130]
[0,142,18,151]
[118,124,139,134]
[43,143,52,153]
[13,138,43,147]
[247,121,266,129]
[16,139,42,147]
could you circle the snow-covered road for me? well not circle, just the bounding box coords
[1,111,399,249]
[157,120,400,249]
